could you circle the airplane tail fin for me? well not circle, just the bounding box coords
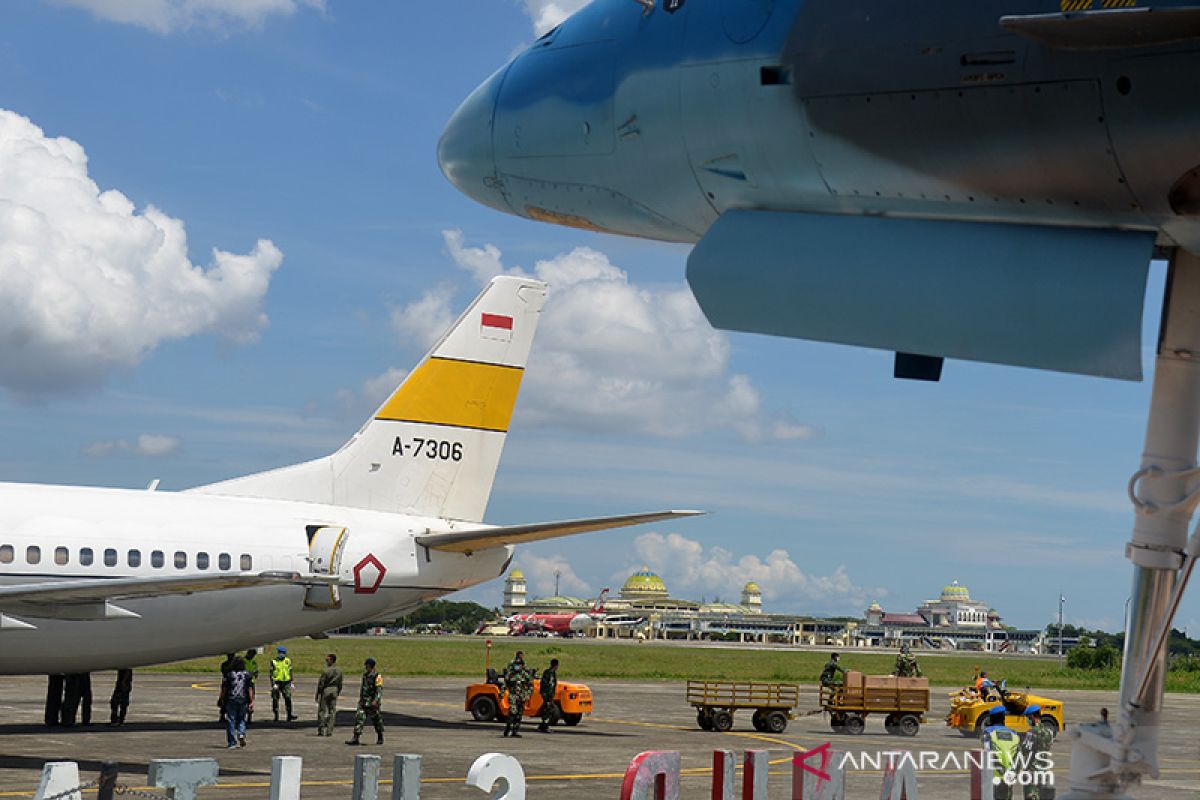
[190,276,548,521]
[591,588,610,614]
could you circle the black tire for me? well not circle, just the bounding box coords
[843,714,866,735]
[1040,717,1060,738]
[884,713,899,735]
[898,714,920,737]
[470,695,498,722]
[751,710,766,731]
[698,711,714,731]
[562,713,582,726]
[830,712,846,733]
[765,710,788,734]
[975,715,989,739]
[711,710,734,732]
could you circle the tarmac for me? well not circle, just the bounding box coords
[0,674,1196,799]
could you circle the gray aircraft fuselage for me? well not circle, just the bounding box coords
[440,0,1200,380]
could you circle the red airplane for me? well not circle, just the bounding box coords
[506,589,627,637]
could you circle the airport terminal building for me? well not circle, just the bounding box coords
[501,568,855,645]
[501,572,1044,652]
[854,580,1044,653]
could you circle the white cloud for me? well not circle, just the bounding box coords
[334,366,409,418]
[624,531,885,614]
[362,368,408,408]
[516,553,591,599]
[520,0,590,36]
[83,433,181,457]
[389,284,455,351]
[400,229,816,442]
[51,0,325,34]
[0,109,280,399]
[134,433,180,456]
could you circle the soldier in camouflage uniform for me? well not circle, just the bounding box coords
[895,644,923,678]
[345,658,384,746]
[502,651,533,738]
[819,653,847,687]
[536,658,560,733]
[1021,706,1055,800]
[315,653,343,737]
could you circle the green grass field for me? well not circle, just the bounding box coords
[152,636,1200,693]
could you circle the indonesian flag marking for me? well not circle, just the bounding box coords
[481,312,514,341]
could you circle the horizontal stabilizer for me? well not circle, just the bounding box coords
[1001,7,1200,50]
[416,510,704,554]
[0,571,325,619]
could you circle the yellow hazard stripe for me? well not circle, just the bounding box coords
[375,357,523,432]
[1061,0,1094,9]
[1100,0,1137,7]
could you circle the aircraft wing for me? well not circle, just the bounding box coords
[0,571,323,621]
[415,510,704,554]
[1001,6,1200,50]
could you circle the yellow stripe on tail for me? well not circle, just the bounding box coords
[375,358,524,433]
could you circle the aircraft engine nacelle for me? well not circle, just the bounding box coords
[569,614,595,632]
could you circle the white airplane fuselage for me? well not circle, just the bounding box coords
[0,482,509,674]
[0,277,696,676]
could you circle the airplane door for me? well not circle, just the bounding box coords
[305,526,347,610]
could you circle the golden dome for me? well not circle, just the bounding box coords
[508,570,525,580]
[621,567,668,599]
[744,582,761,593]
[940,579,971,601]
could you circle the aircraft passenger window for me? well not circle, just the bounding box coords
[26,546,41,564]
[0,545,12,563]
[219,553,231,571]
[240,554,252,570]
[80,547,93,566]
[104,548,117,567]
[174,551,187,569]
[128,550,141,568]
[197,552,210,570]
[151,550,164,568]
[55,547,69,566]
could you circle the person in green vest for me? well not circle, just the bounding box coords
[315,653,344,737]
[983,705,1020,800]
[270,646,297,722]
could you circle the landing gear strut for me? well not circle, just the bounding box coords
[1065,249,1200,798]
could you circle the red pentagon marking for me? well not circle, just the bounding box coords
[353,554,386,594]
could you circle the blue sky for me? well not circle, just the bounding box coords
[0,0,1192,634]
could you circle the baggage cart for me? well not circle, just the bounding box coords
[820,671,929,736]
[686,680,800,733]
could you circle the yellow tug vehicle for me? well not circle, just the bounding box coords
[946,681,1065,738]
